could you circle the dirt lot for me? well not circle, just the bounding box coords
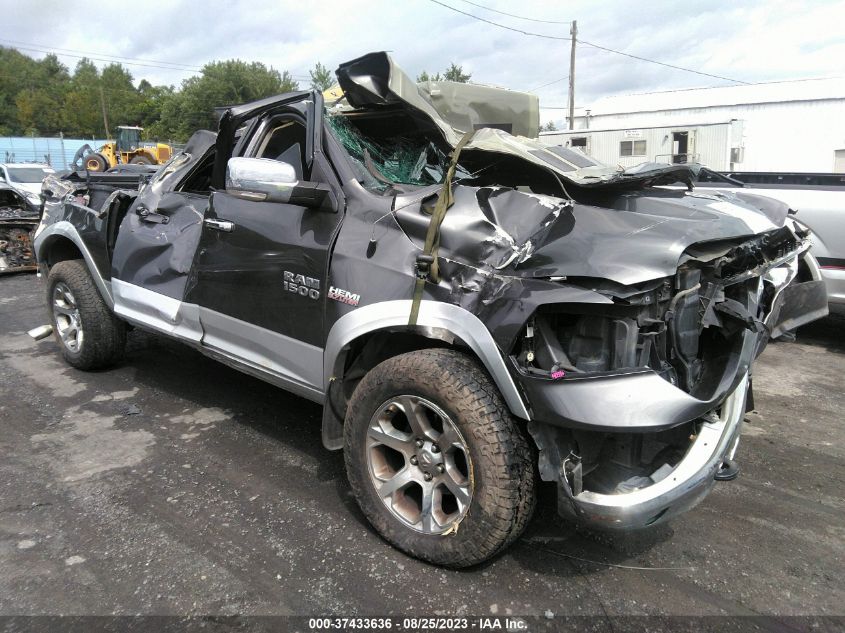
[1,272,843,619]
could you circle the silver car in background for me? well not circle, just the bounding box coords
[691,170,845,315]
[0,163,55,208]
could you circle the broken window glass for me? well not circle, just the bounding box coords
[325,113,449,193]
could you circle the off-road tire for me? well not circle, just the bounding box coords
[85,153,108,172]
[344,348,536,567]
[46,260,126,370]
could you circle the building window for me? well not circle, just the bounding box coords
[620,140,647,157]
[570,137,587,148]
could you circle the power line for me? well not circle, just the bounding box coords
[1,42,204,73]
[528,75,568,91]
[427,0,571,40]
[0,38,203,71]
[579,40,750,85]
[426,0,748,84]
[453,0,571,24]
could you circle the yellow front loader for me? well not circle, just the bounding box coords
[79,126,172,172]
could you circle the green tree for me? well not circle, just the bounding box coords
[156,60,300,140]
[417,63,470,84]
[543,121,558,132]
[0,47,306,143]
[443,62,471,83]
[61,59,104,137]
[279,71,299,93]
[309,62,334,91]
[16,89,62,135]
[99,63,143,130]
[0,48,70,135]
[135,80,176,139]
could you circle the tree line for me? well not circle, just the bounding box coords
[0,47,476,144]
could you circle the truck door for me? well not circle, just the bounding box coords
[109,130,217,343]
[184,96,344,396]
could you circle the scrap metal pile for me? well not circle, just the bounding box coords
[0,186,38,273]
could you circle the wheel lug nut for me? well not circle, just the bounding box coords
[423,472,432,481]
[410,455,418,466]
[415,438,425,448]
[437,464,445,473]
[431,444,440,453]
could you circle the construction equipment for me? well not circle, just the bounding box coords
[73,126,172,172]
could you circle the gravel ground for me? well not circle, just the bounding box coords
[1,272,843,619]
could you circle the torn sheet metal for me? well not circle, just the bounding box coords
[418,79,540,139]
[110,130,217,299]
[334,52,699,188]
[111,191,207,299]
[390,183,786,287]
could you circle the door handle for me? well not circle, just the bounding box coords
[204,218,234,232]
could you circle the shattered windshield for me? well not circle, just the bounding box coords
[7,167,54,183]
[326,113,451,193]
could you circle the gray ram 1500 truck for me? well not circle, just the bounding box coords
[32,52,827,567]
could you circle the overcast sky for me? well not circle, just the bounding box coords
[4,0,845,124]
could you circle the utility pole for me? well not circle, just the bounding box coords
[99,85,110,139]
[568,20,577,130]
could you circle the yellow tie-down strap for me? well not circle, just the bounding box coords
[408,130,475,326]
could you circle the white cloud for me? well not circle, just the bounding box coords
[5,0,844,125]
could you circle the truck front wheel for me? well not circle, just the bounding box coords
[46,260,126,370]
[344,349,536,567]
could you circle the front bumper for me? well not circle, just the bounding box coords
[557,375,749,530]
[515,274,826,434]
[516,331,755,432]
[518,255,828,530]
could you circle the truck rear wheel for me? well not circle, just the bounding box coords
[344,348,536,567]
[46,260,126,370]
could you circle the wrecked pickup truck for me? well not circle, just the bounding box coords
[32,52,827,567]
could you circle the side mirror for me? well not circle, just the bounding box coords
[225,157,336,211]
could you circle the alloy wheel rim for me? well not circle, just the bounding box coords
[52,282,83,353]
[366,395,473,534]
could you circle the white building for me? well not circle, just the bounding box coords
[539,77,845,173]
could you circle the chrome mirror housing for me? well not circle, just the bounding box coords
[225,157,298,202]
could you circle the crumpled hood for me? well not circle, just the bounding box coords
[337,51,791,286]
[334,52,716,191]
[396,186,789,286]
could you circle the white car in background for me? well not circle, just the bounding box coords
[0,163,55,207]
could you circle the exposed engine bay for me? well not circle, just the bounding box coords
[514,224,812,502]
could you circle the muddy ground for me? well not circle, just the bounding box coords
[1,272,843,619]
